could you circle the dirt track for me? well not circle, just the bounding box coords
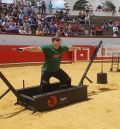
[0,62,120,129]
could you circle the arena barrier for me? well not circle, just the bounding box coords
[0,45,74,64]
[72,45,96,61]
[0,45,120,64]
[72,45,120,61]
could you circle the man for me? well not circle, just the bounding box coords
[18,36,76,93]
[113,26,119,37]
[36,0,42,14]
[48,1,53,14]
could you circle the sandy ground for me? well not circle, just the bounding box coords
[0,62,120,129]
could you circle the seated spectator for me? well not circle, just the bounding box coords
[7,22,19,33]
[43,26,51,35]
[95,25,103,35]
[84,29,89,37]
[114,20,120,29]
[24,26,32,34]
[63,24,69,37]
[67,23,73,36]
[108,20,113,29]
[19,26,25,34]
[0,26,6,33]
[103,21,109,30]
[50,24,58,35]
[113,26,119,37]
[36,26,44,36]
[90,25,96,36]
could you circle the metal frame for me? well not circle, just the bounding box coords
[110,52,120,72]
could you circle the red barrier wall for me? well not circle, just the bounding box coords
[0,45,74,64]
[72,45,92,61]
[0,44,115,64]
[76,50,88,61]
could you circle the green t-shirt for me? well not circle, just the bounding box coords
[41,45,69,72]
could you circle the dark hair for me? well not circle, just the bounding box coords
[52,36,61,42]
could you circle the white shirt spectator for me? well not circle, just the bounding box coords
[19,26,25,34]
[37,0,42,8]
[113,26,119,33]
[85,14,90,25]
[113,26,119,37]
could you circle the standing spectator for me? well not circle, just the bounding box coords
[36,0,42,14]
[111,5,116,16]
[48,1,53,14]
[41,0,46,15]
[85,13,90,25]
[78,12,85,24]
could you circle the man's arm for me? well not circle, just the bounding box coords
[17,46,43,52]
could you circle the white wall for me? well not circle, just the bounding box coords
[0,34,120,46]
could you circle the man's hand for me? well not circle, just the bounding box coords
[17,48,25,52]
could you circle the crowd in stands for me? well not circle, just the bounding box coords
[0,0,120,37]
[0,0,91,37]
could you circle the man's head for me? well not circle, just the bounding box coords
[52,36,61,49]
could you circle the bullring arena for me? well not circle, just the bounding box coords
[0,36,120,129]
[0,0,120,128]
[0,61,120,129]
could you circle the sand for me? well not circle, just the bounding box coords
[0,62,120,129]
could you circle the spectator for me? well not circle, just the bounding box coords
[111,5,116,16]
[19,26,25,34]
[36,0,42,14]
[50,24,58,35]
[36,26,44,36]
[85,13,90,25]
[108,20,113,29]
[90,25,96,36]
[24,26,32,34]
[95,25,103,36]
[113,26,119,37]
[84,29,89,37]
[103,21,109,30]
[97,5,102,11]
[41,0,46,15]
[48,1,53,14]
[78,11,85,24]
